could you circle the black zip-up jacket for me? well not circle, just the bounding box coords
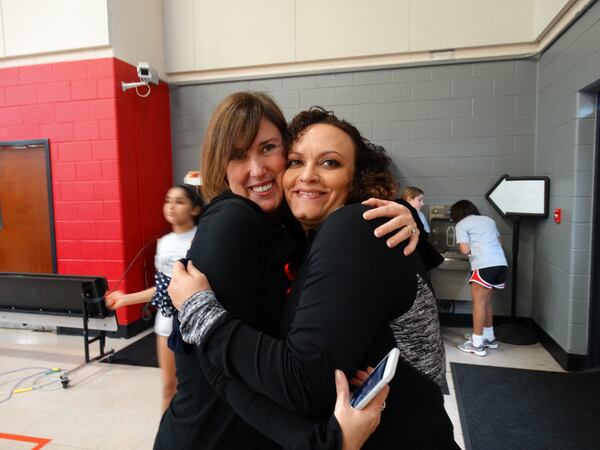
[154,192,298,450]
[191,204,459,449]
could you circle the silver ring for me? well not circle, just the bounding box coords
[380,401,386,411]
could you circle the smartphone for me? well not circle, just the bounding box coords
[350,347,400,410]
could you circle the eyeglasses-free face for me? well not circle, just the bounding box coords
[283,124,355,231]
[226,119,286,215]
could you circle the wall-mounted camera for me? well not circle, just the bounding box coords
[136,62,158,85]
[122,62,159,97]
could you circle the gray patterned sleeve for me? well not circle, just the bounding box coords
[178,290,227,345]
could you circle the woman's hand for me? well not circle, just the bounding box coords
[334,369,389,450]
[168,261,212,310]
[105,291,126,310]
[349,368,371,387]
[361,198,419,255]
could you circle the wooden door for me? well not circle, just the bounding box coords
[0,141,56,273]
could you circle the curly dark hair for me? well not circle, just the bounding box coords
[285,107,397,203]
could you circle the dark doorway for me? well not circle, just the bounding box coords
[0,139,56,273]
[589,91,600,368]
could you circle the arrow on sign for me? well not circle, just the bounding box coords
[486,174,550,217]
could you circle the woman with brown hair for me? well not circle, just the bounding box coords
[400,185,430,234]
[154,93,419,449]
[171,107,459,449]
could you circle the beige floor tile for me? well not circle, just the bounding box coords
[1,325,564,449]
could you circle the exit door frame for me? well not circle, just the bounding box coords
[588,92,600,369]
[0,139,57,273]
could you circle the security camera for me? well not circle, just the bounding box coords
[137,62,158,84]
[122,62,159,95]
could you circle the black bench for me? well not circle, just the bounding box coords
[0,272,117,364]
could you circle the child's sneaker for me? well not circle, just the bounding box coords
[483,338,498,349]
[458,339,487,356]
[465,334,498,349]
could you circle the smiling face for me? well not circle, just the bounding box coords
[408,194,424,211]
[225,119,286,215]
[283,124,355,231]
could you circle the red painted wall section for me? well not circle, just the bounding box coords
[113,59,173,324]
[0,58,173,327]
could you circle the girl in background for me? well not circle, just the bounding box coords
[450,200,507,357]
[106,185,202,410]
[401,186,430,234]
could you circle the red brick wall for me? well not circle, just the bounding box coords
[113,59,173,325]
[0,58,173,327]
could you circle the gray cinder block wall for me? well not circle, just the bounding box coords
[170,2,600,360]
[535,0,600,356]
[170,60,537,319]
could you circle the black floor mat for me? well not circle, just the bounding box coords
[102,332,158,368]
[452,362,600,450]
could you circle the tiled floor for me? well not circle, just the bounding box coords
[0,326,564,450]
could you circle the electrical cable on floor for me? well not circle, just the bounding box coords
[32,370,67,392]
[0,367,66,404]
[0,368,53,391]
[0,367,54,377]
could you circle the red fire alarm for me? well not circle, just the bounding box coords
[553,208,561,224]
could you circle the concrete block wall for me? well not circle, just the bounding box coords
[535,0,600,355]
[0,58,173,329]
[170,59,538,317]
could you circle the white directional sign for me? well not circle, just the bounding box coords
[486,174,550,217]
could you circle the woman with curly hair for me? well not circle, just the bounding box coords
[170,107,459,449]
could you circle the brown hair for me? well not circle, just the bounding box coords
[199,92,287,202]
[450,199,481,223]
[285,107,397,203]
[400,186,424,202]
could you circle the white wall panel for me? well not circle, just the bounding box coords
[410,0,534,52]
[164,0,195,73]
[193,0,295,70]
[2,0,109,57]
[109,0,167,79]
[0,5,5,57]
[296,0,410,61]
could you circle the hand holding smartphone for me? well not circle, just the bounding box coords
[350,348,399,410]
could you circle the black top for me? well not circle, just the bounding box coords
[197,204,459,449]
[395,198,444,271]
[154,192,298,450]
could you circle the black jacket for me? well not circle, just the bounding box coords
[396,198,444,271]
[198,204,459,449]
[154,192,297,450]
